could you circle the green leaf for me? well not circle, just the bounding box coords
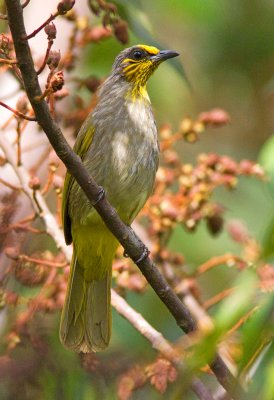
[258,135,274,259]
[261,211,274,260]
[214,269,257,331]
[239,292,274,374]
[258,134,274,198]
[185,270,258,373]
[264,345,274,400]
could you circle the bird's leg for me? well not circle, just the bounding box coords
[123,226,150,265]
[134,246,150,265]
[92,185,105,205]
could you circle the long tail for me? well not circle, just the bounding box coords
[60,252,112,353]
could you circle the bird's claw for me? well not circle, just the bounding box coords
[134,246,150,265]
[123,246,150,264]
[93,186,105,205]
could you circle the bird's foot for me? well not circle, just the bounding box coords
[93,186,105,205]
[134,245,150,265]
[123,245,150,265]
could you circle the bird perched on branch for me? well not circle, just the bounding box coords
[60,44,179,352]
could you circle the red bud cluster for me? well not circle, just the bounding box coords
[16,95,30,115]
[87,0,129,44]
[112,19,129,44]
[199,108,231,127]
[49,71,64,92]
[29,176,41,191]
[141,118,266,258]
[0,34,11,55]
[47,50,61,70]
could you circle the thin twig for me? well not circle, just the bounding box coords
[18,254,67,268]
[112,291,214,400]
[112,290,180,361]
[198,254,245,275]
[0,100,36,121]
[0,134,69,257]
[4,223,44,234]
[227,307,258,336]
[0,176,21,191]
[21,0,31,8]
[16,119,22,165]
[5,1,245,397]
[204,288,235,310]
[23,12,58,40]
[36,39,53,75]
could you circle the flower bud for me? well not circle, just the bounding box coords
[16,95,29,115]
[44,23,57,40]
[199,108,230,127]
[84,76,101,93]
[206,214,224,236]
[227,219,249,243]
[113,19,129,44]
[47,50,61,69]
[53,175,64,194]
[0,34,10,55]
[5,246,20,260]
[29,176,40,190]
[88,0,101,16]
[57,0,75,15]
[50,71,64,92]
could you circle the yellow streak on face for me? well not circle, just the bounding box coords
[124,61,157,101]
[137,44,160,55]
[121,45,160,100]
[123,60,156,85]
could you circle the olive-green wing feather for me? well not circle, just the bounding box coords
[62,122,95,244]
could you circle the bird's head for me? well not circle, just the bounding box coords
[112,44,179,97]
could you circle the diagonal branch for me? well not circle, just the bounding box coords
[5,0,245,398]
[0,135,213,400]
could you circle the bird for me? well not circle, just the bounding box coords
[60,44,179,353]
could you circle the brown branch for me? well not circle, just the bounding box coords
[198,254,245,275]
[23,12,58,40]
[112,291,214,400]
[0,177,21,191]
[0,133,212,400]
[21,0,31,8]
[15,119,22,165]
[0,100,36,121]
[4,223,44,234]
[204,288,235,310]
[5,1,246,398]
[36,39,53,75]
[18,254,67,268]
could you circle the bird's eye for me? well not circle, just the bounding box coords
[133,50,144,60]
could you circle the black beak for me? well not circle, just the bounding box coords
[151,49,179,62]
